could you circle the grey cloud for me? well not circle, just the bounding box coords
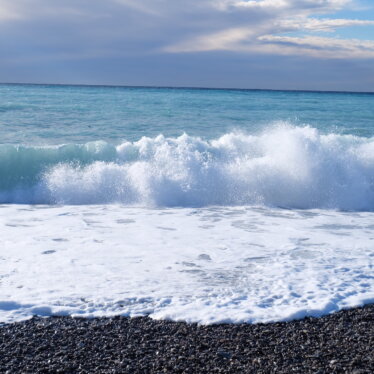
[0,0,373,90]
[1,0,370,59]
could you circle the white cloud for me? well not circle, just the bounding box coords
[258,35,374,58]
[225,0,289,9]
[221,0,350,11]
[164,27,256,52]
[281,18,374,32]
[165,25,374,59]
[164,0,374,59]
[0,0,373,61]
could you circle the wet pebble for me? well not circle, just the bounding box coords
[0,304,373,373]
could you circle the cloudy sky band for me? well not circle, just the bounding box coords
[0,0,373,90]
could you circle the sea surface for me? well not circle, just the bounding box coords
[0,84,373,324]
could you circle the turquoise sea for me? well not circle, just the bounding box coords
[1,84,374,145]
[0,84,373,209]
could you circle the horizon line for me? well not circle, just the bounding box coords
[1,82,374,95]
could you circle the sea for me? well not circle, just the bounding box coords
[0,83,373,324]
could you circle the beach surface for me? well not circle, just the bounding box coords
[1,304,373,373]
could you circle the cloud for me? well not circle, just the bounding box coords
[281,18,374,33]
[164,27,257,53]
[221,0,350,12]
[0,0,373,89]
[258,35,374,58]
[216,0,289,10]
[0,1,24,21]
[163,0,374,58]
[165,26,374,59]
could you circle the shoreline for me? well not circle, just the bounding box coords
[0,304,373,373]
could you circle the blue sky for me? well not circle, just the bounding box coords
[0,0,374,91]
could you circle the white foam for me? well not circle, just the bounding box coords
[0,205,373,324]
[1,125,374,210]
[45,127,374,209]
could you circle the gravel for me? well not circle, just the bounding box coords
[0,304,373,373]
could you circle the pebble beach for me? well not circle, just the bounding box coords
[1,304,373,373]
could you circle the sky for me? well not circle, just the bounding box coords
[0,0,374,91]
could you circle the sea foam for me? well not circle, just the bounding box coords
[1,125,374,210]
[1,204,373,324]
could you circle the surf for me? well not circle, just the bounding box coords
[1,125,373,210]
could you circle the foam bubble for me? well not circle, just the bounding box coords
[1,125,374,210]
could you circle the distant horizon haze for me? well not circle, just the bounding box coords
[1,82,374,94]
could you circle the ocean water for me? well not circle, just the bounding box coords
[0,84,373,324]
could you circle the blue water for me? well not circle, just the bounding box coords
[0,84,373,209]
[1,84,373,144]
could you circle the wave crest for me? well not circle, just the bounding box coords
[1,126,374,210]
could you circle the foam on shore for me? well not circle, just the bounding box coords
[0,204,373,324]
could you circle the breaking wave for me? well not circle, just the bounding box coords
[1,125,374,210]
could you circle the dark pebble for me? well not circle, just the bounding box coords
[0,304,373,373]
